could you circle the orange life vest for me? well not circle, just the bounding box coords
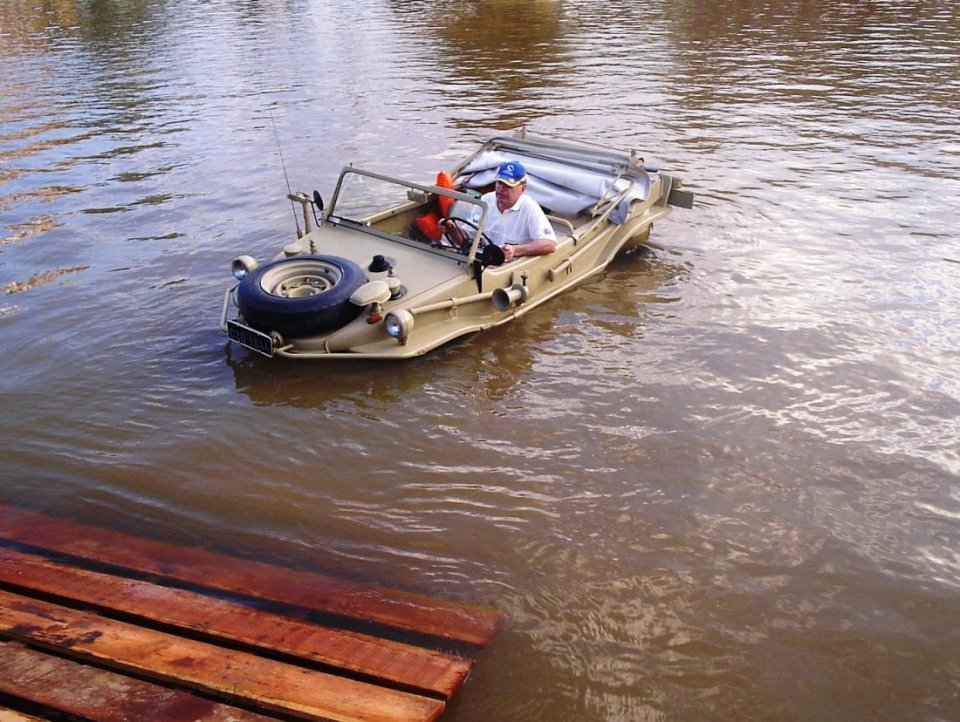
[415,211,442,241]
[436,171,455,217]
[415,171,459,242]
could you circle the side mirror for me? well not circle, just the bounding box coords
[312,190,324,212]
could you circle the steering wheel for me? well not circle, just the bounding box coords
[444,217,493,253]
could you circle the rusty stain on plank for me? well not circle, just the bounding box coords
[0,642,275,722]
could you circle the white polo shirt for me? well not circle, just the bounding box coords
[470,192,556,248]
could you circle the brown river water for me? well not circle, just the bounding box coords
[1,1,958,720]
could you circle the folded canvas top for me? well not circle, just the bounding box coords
[458,150,650,222]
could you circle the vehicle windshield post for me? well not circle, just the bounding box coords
[465,204,489,265]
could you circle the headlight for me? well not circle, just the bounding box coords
[231,255,258,280]
[384,309,414,343]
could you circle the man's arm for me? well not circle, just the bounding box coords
[503,237,557,262]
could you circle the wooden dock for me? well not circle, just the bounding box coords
[0,504,500,722]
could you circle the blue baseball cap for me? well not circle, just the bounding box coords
[495,161,527,187]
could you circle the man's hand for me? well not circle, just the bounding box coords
[438,218,466,246]
[503,238,556,262]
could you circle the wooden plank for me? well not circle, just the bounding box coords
[0,590,445,722]
[0,546,469,697]
[0,504,498,646]
[0,642,274,722]
[0,710,44,722]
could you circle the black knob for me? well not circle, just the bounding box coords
[368,255,391,272]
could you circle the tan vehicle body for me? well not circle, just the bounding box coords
[221,132,693,359]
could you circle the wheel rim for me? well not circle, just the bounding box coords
[258,260,343,299]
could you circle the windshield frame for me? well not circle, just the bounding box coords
[324,166,490,264]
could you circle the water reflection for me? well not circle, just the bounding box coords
[0,0,160,49]
[390,0,566,57]
[385,0,573,130]
[226,353,426,408]
[225,322,540,409]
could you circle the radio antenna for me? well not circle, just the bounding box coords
[269,106,302,238]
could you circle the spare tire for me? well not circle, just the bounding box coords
[236,255,366,338]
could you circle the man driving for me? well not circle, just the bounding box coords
[443,161,557,262]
